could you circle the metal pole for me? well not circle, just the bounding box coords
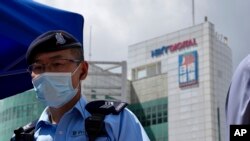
[192,0,195,26]
[121,61,127,102]
[89,26,92,61]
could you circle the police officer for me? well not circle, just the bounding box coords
[18,30,149,141]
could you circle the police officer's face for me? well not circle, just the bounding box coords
[30,49,88,89]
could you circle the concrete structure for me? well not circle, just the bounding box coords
[128,21,232,141]
[82,61,130,102]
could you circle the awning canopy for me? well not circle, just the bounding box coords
[0,0,84,99]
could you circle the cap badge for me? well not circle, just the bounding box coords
[55,33,66,45]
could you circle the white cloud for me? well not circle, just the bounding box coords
[35,0,250,69]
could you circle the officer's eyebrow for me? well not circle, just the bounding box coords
[49,55,64,60]
[34,55,65,63]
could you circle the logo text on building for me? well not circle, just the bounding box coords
[151,38,197,58]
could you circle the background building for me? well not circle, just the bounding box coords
[128,21,232,141]
[0,90,45,141]
[82,61,129,102]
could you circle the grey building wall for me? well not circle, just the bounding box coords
[131,73,168,103]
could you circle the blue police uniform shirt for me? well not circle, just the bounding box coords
[34,97,150,141]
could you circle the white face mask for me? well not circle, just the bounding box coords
[32,65,80,108]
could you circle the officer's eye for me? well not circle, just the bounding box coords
[51,60,67,70]
[54,59,67,65]
[31,64,43,73]
[51,62,64,67]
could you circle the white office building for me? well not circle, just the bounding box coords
[128,21,232,141]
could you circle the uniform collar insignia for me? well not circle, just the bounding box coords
[72,130,86,137]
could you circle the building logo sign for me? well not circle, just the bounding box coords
[178,51,198,88]
[151,38,197,58]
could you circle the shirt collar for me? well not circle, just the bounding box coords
[72,96,90,119]
[35,107,50,130]
[35,96,90,130]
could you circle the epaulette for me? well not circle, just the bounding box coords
[10,119,38,141]
[85,100,128,115]
[85,100,128,141]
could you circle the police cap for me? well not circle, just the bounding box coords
[26,30,82,65]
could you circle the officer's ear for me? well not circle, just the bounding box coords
[79,61,88,80]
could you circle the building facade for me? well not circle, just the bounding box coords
[0,90,45,141]
[82,61,130,102]
[128,21,232,141]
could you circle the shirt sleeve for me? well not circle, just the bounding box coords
[104,108,150,141]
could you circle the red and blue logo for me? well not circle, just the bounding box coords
[178,51,198,88]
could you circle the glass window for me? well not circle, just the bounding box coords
[146,118,151,126]
[141,115,146,126]
[163,116,168,122]
[152,106,156,113]
[152,106,156,125]
[13,107,17,118]
[152,112,156,118]
[152,117,156,125]
[17,107,21,118]
[158,112,162,124]
[137,68,146,79]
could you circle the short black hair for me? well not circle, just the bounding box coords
[70,48,84,61]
